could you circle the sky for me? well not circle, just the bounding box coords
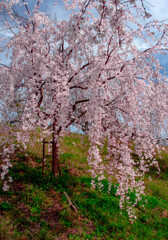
[149,0,168,21]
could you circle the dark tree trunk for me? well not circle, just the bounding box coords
[52,119,61,177]
[42,138,45,175]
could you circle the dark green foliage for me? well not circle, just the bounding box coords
[0,201,13,211]
[9,162,79,193]
[60,153,74,163]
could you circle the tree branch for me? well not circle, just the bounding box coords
[68,62,90,83]
[73,99,89,111]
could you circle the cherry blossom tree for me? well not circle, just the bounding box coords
[0,0,22,191]
[62,0,168,220]
[1,0,168,221]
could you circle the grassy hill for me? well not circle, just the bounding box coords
[0,133,168,240]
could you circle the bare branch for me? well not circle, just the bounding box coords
[73,99,89,111]
[68,62,90,83]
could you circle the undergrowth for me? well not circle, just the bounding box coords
[0,133,168,239]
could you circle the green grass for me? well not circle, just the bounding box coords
[0,132,168,239]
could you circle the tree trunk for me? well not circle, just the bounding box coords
[52,119,61,177]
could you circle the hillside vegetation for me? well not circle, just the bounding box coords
[0,132,168,240]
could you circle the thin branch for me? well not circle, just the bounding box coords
[105,96,119,107]
[70,85,88,90]
[22,0,30,15]
[66,110,87,129]
[0,63,10,69]
[63,192,78,213]
[68,62,90,83]
[73,99,89,111]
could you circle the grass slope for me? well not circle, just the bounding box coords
[0,133,168,240]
